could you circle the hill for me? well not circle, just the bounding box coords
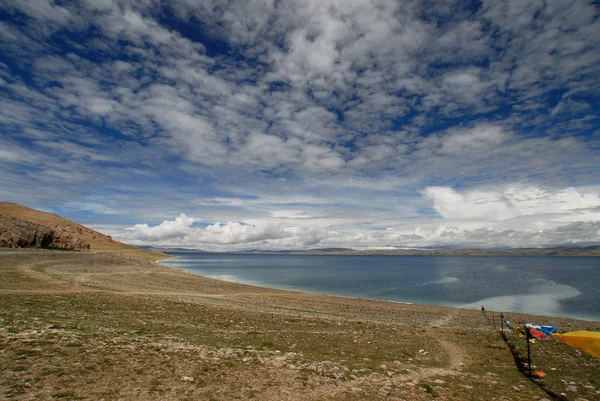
[0,202,165,260]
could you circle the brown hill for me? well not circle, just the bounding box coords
[0,214,90,250]
[0,202,165,260]
[0,202,131,250]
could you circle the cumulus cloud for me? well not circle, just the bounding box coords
[126,214,197,241]
[122,214,327,248]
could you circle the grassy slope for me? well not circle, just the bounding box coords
[0,249,598,400]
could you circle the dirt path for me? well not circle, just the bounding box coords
[436,338,468,370]
[425,310,471,371]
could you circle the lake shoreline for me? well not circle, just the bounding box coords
[160,251,600,322]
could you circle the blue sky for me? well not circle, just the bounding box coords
[1,0,599,250]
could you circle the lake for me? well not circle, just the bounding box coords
[160,253,600,321]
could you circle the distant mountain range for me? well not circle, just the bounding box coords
[151,245,600,256]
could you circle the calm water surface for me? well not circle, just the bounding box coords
[160,253,600,321]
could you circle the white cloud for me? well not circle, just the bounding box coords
[0,139,40,164]
[439,125,508,155]
[424,185,600,224]
[126,214,197,241]
[121,213,328,249]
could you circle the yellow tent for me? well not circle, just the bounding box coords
[553,331,600,357]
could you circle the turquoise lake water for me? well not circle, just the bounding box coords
[160,253,600,321]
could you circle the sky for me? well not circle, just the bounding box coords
[1,0,599,250]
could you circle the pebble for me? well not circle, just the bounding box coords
[181,376,194,382]
[512,386,520,392]
[378,387,390,395]
[433,379,445,384]
[566,385,578,392]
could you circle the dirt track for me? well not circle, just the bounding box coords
[1,249,599,400]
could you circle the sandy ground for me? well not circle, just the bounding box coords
[0,249,599,400]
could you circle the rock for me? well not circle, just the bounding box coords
[378,387,390,395]
[433,379,445,384]
[0,215,90,250]
[181,376,194,382]
[512,386,520,391]
[566,385,578,392]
